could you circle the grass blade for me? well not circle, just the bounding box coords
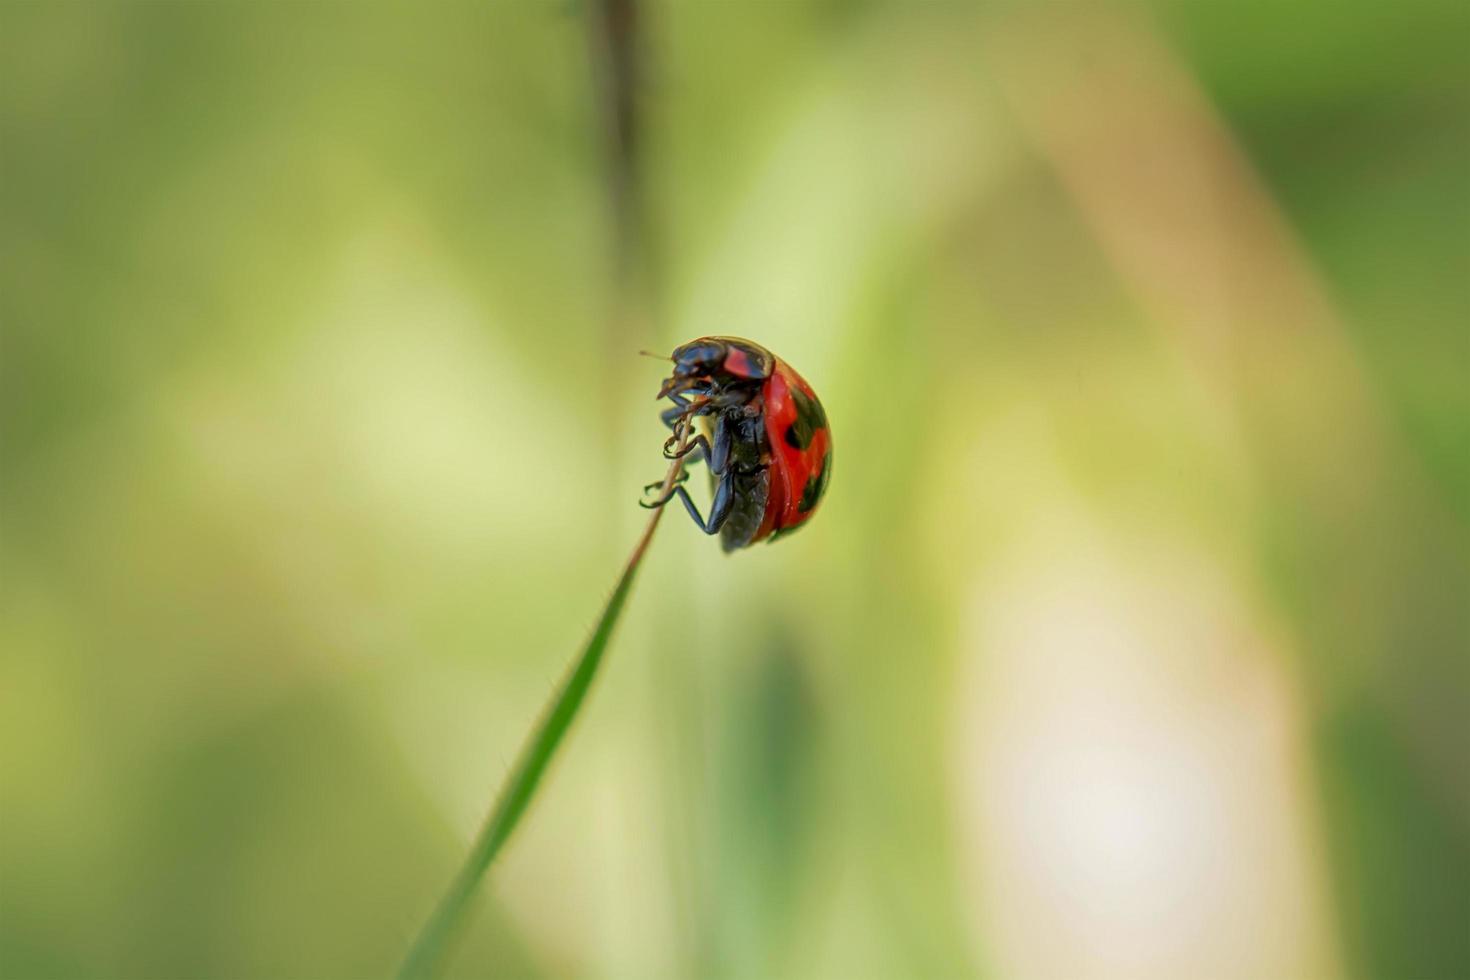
[396,421,690,980]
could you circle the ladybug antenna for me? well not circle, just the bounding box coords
[637,349,671,361]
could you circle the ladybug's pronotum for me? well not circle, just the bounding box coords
[641,337,832,551]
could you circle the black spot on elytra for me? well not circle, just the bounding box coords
[797,451,831,514]
[784,386,828,450]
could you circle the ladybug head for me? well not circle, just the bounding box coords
[669,338,726,378]
[658,337,772,398]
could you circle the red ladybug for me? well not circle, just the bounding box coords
[641,337,832,551]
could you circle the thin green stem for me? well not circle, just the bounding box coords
[396,419,690,980]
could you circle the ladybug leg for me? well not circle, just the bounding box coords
[639,470,735,535]
[642,469,690,493]
[659,399,693,431]
[660,386,748,435]
[659,391,717,461]
[658,389,712,431]
[664,410,735,470]
[664,433,709,462]
[705,470,736,532]
[640,416,736,534]
[706,413,732,474]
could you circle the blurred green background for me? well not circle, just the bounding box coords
[2,2,1467,978]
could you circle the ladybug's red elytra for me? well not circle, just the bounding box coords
[641,337,832,551]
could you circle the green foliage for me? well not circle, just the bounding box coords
[2,2,1467,978]
[395,557,637,980]
[397,426,689,980]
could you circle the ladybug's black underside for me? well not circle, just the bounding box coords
[717,464,770,552]
[704,406,769,551]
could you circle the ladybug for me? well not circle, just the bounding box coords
[641,336,832,551]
